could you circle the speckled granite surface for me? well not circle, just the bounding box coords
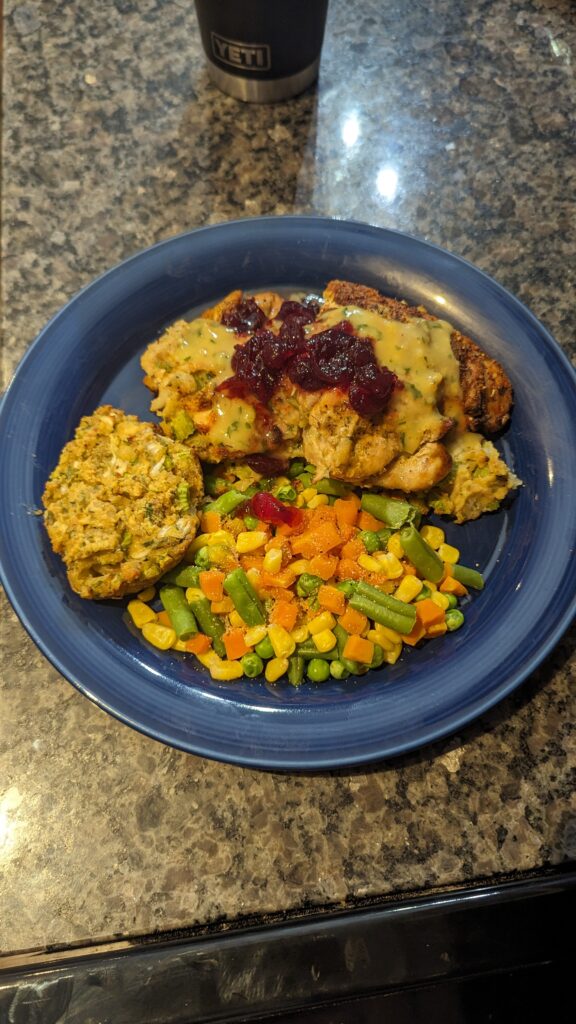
[1,0,575,957]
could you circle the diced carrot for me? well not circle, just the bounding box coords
[357,510,385,532]
[318,585,346,615]
[342,634,374,664]
[336,558,365,581]
[240,554,265,571]
[340,537,365,560]
[270,599,298,632]
[334,496,360,529]
[338,606,368,635]
[427,621,448,638]
[309,553,339,581]
[199,569,225,603]
[401,620,426,646]
[291,520,342,558]
[415,598,446,628]
[186,633,212,655]
[200,510,222,533]
[223,628,249,661]
[402,562,417,576]
[439,576,468,597]
[259,568,296,589]
[211,597,234,614]
[157,610,172,627]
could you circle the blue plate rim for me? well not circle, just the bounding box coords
[1,215,576,770]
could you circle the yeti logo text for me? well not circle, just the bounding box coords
[210,33,271,71]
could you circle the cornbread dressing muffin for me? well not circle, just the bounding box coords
[42,406,203,599]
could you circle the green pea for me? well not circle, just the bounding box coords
[329,660,350,680]
[194,545,212,569]
[445,593,458,609]
[243,514,260,530]
[415,585,432,602]
[370,644,385,669]
[288,458,307,479]
[296,573,322,598]
[255,635,275,660]
[336,580,357,598]
[446,609,465,631]
[241,652,264,677]
[307,658,330,682]
[360,530,381,553]
[377,528,392,548]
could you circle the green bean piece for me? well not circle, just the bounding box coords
[360,493,414,529]
[254,635,274,660]
[203,472,228,497]
[333,623,349,658]
[415,584,432,602]
[288,458,307,478]
[296,573,323,598]
[275,485,297,502]
[288,655,305,687]
[329,659,350,680]
[342,657,363,675]
[223,568,266,626]
[355,581,418,621]
[243,514,260,530]
[399,524,444,583]
[336,580,357,599]
[446,609,465,631]
[349,593,416,635]
[296,643,338,660]
[296,472,313,488]
[187,595,225,657]
[307,658,331,682]
[377,528,393,548]
[241,652,264,678]
[159,585,198,640]
[370,644,386,669]
[451,564,484,590]
[315,477,349,497]
[205,488,247,516]
[194,546,212,569]
[161,564,201,588]
[360,530,381,553]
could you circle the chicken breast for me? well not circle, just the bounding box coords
[42,406,203,599]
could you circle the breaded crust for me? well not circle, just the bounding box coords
[323,279,513,434]
[42,406,203,599]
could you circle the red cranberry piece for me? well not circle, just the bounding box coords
[349,365,399,417]
[287,352,326,391]
[260,326,306,369]
[222,298,267,334]
[250,491,303,527]
[277,300,319,324]
[244,455,288,476]
[309,325,357,386]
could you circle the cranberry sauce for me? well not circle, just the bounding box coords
[218,298,400,417]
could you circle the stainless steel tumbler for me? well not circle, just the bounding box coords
[194,0,330,103]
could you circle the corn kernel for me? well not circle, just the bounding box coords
[185,586,205,604]
[307,494,329,509]
[246,568,261,589]
[265,656,289,683]
[383,644,402,664]
[420,525,445,549]
[141,621,176,650]
[301,487,318,503]
[312,628,337,653]
[358,552,382,573]
[211,597,234,614]
[427,621,448,638]
[137,586,156,602]
[296,495,306,508]
[263,548,283,573]
[290,624,310,644]
[431,591,450,611]
[267,624,296,658]
[188,530,235,554]
[197,649,244,680]
[308,611,336,635]
[172,639,188,652]
[229,609,247,629]
[394,576,423,603]
[244,624,268,647]
[290,559,311,576]
[236,530,268,553]
[423,579,438,592]
[387,533,404,559]
[438,543,460,564]
[367,627,399,653]
[127,600,157,628]
[375,552,404,578]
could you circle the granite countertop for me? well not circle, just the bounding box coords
[1,0,575,960]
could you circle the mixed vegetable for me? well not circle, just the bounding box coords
[126,459,484,684]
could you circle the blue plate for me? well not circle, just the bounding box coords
[1,217,575,769]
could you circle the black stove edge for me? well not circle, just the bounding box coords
[1,866,574,1023]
